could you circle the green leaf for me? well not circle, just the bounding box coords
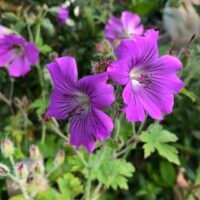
[159,161,176,187]
[9,195,24,200]
[140,123,180,165]
[39,44,52,54]
[57,173,83,199]
[92,147,135,190]
[84,7,95,35]
[29,98,48,114]
[195,165,200,184]
[36,188,59,200]
[181,88,198,102]
[38,135,62,158]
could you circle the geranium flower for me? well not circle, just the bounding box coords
[104,11,144,45]
[46,56,115,152]
[0,34,39,77]
[57,7,69,25]
[108,29,184,122]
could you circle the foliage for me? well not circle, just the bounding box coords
[140,123,180,165]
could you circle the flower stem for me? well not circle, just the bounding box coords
[76,150,89,168]
[85,166,92,200]
[50,119,68,141]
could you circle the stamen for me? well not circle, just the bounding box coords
[129,65,153,88]
[68,92,91,118]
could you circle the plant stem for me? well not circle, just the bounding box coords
[116,116,147,158]
[137,115,147,135]
[92,183,102,200]
[41,122,46,144]
[45,165,59,178]
[36,63,46,99]
[50,119,68,141]
[85,166,92,200]
[75,150,89,168]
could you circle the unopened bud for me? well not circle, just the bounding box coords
[91,59,111,74]
[0,163,9,176]
[1,138,14,158]
[34,160,45,175]
[54,150,65,166]
[49,52,58,61]
[15,162,28,180]
[29,145,41,161]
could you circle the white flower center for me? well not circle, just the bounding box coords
[129,67,152,88]
[74,92,90,116]
[129,67,143,88]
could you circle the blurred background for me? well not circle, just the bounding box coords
[0,0,200,199]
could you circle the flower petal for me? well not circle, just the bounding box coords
[70,108,113,153]
[104,17,123,44]
[0,49,14,66]
[8,56,31,77]
[47,56,78,94]
[107,59,130,85]
[121,11,144,36]
[122,82,145,122]
[46,90,78,119]
[115,29,159,65]
[147,55,182,75]
[78,73,115,108]
[25,42,39,64]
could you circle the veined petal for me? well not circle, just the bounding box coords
[150,74,184,94]
[46,90,78,119]
[47,56,77,94]
[138,88,164,120]
[116,29,159,66]
[139,85,174,115]
[55,56,78,83]
[122,80,175,122]
[147,55,182,75]
[70,108,113,153]
[78,73,115,109]
[122,82,145,122]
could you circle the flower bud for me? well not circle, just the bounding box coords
[15,162,28,180]
[0,163,9,176]
[34,160,45,176]
[54,150,65,166]
[29,145,41,161]
[91,59,111,74]
[1,138,14,158]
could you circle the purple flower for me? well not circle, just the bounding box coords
[104,11,144,45]
[0,25,12,37]
[46,56,115,153]
[0,34,39,77]
[108,29,184,122]
[57,7,69,25]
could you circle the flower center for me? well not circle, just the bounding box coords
[73,93,90,117]
[12,44,24,55]
[129,67,152,88]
